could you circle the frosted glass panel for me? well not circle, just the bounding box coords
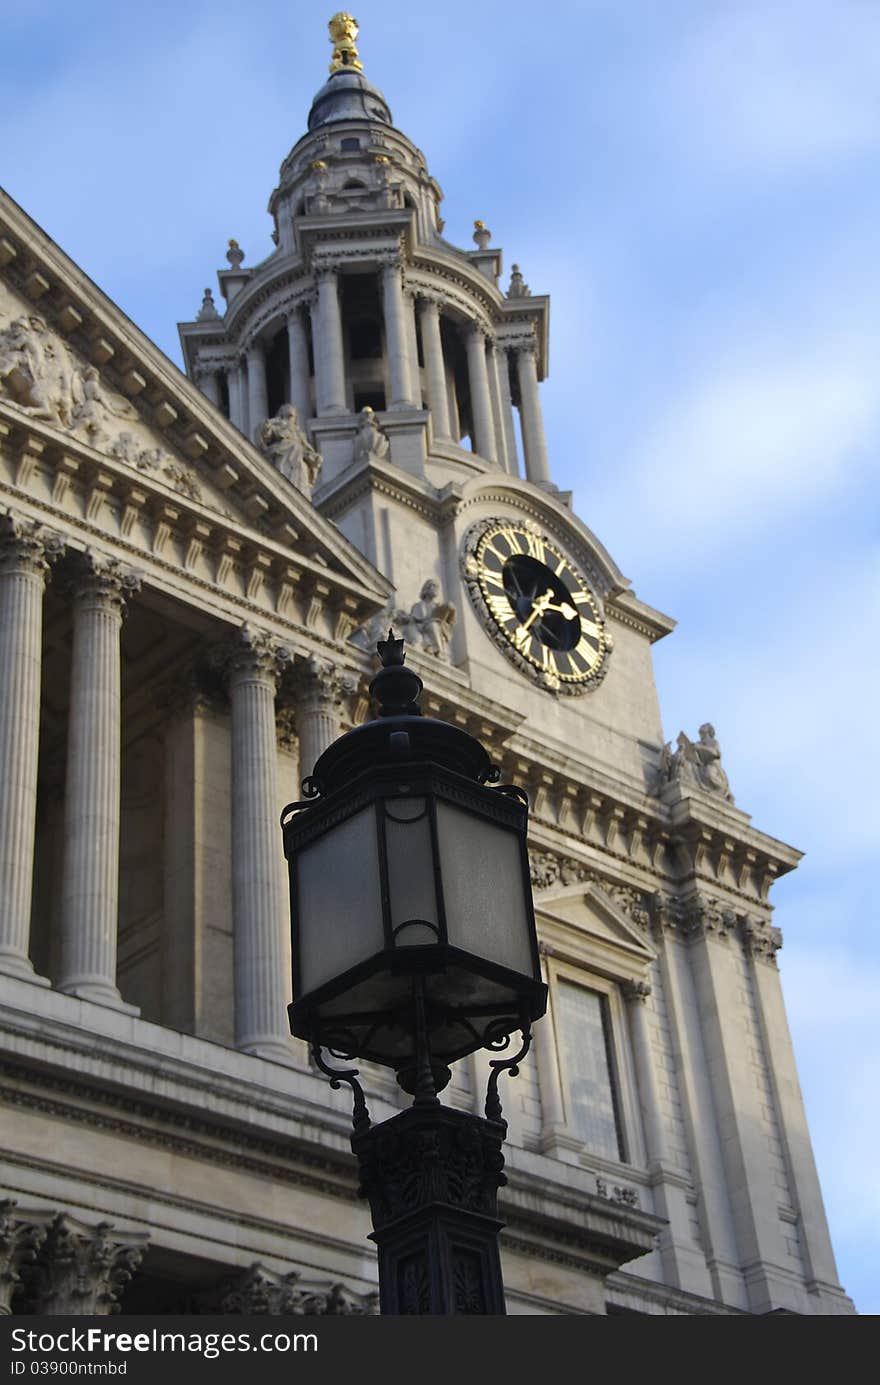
[556,982,622,1161]
[435,801,531,975]
[295,806,384,994]
[384,797,438,946]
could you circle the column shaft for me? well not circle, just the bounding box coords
[228,361,245,432]
[465,327,497,462]
[312,271,347,415]
[516,345,551,484]
[287,309,312,424]
[404,290,422,407]
[227,629,290,1056]
[491,344,519,474]
[382,261,413,408]
[419,298,451,440]
[59,558,139,1006]
[295,658,350,785]
[196,367,222,408]
[246,341,269,441]
[0,520,56,978]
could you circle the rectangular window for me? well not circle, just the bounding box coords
[556,980,624,1162]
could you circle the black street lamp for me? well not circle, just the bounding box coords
[280,632,546,1315]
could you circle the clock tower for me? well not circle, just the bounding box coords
[165,14,851,1316]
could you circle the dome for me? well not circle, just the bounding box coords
[307,70,393,130]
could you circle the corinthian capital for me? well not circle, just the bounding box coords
[25,1214,148,1316]
[69,550,142,612]
[218,621,291,688]
[0,510,64,576]
[293,653,357,709]
[0,1200,48,1315]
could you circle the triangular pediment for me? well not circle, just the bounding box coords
[536,881,656,968]
[0,188,391,608]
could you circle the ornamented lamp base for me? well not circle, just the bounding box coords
[351,1103,508,1315]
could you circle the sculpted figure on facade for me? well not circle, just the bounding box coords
[658,723,734,803]
[70,365,139,446]
[353,405,389,464]
[395,579,456,660]
[258,404,322,497]
[0,313,77,426]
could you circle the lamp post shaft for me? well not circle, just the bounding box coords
[352,1104,508,1315]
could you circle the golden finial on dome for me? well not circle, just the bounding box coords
[328,13,363,73]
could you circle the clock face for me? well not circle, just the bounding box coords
[462,520,611,694]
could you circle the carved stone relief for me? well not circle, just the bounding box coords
[656,723,734,803]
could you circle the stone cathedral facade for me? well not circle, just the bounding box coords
[0,17,853,1315]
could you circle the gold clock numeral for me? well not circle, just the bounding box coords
[512,625,532,653]
[575,635,599,667]
[481,568,506,590]
[554,557,568,577]
[497,526,524,555]
[486,592,514,624]
[525,533,546,562]
[579,617,601,641]
[541,645,558,675]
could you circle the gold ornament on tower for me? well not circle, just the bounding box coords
[328,13,363,73]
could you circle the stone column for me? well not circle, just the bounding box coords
[490,343,518,474]
[246,340,269,441]
[228,359,246,433]
[26,1215,147,1316]
[294,656,355,787]
[312,268,347,415]
[59,553,140,1007]
[0,515,60,981]
[195,363,222,408]
[223,624,291,1057]
[404,288,422,407]
[515,341,551,484]
[287,307,312,424]
[465,325,497,462]
[419,296,451,440]
[381,257,414,408]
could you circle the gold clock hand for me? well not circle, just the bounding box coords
[521,588,554,631]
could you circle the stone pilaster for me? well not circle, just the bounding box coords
[0,513,61,982]
[419,296,451,439]
[515,340,551,485]
[381,257,414,408]
[221,623,291,1057]
[59,552,141,1008]
[246,339,268,442]
[312,268,347,414]
[228,359,246,433]
[0,1200,47,1315]
[286,308,312,424]
[26,1214,147,1316]
[293,655,355,786]
[465,325,496,463]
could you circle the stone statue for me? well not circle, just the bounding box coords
[0,313,77,426]
[658,724,734,803]
[70,365,139,446]
[353,405,389,464]
[258,404,322,497]
[396,579,456,660]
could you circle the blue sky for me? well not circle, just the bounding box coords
[3,0,877,1314]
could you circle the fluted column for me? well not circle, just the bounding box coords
[312,268,347,415]
[0,515,61,981]
[419,297,451,439]
[490,342,518,474]
[228,359,246,432]
[223,624,291,1057]
[294,656,355,787]
[287,307,312,424]
[195,363,222,409]
[246,340,269,441]
[381,257,414,408]
[465,325,497,462]
[515,341,551,484]
[404,289,422,407]
[59,554,140,1006]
